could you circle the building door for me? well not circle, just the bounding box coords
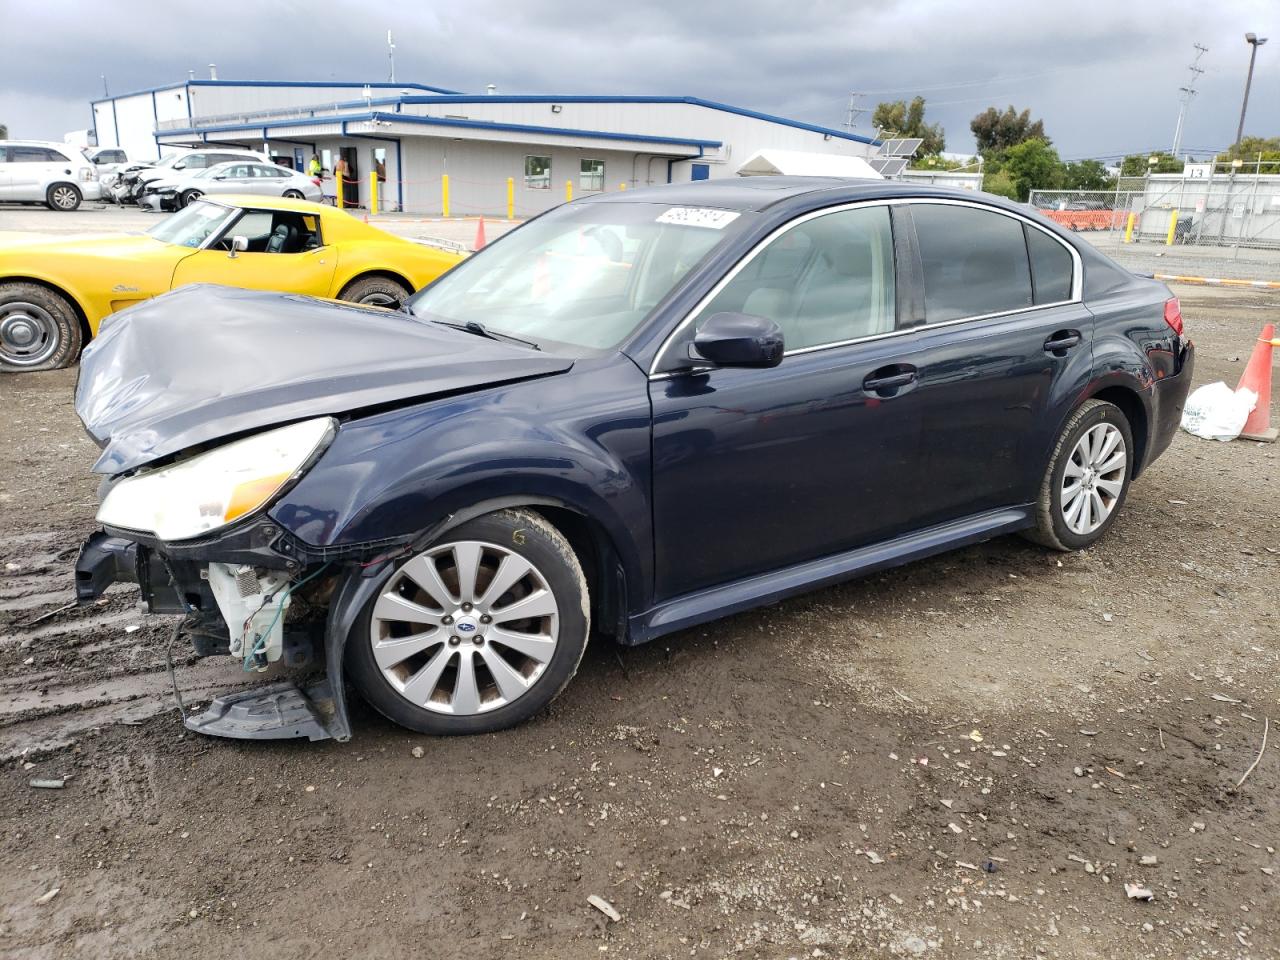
[293,148,305,172]
[340,147,360,207]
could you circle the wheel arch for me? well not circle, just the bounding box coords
[1084,382,1151,477]
[0,275,93,351]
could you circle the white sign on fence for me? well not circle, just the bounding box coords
[1183,163,1212,180]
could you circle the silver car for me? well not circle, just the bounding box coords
[0,140,101,210]
[138,160,323,211]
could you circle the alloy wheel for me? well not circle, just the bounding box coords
[369,540,560,716]
[0,300,60,367]
[50,186,78,210]
[1061,423,1126,536]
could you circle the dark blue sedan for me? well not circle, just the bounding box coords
[74,177,1194,742]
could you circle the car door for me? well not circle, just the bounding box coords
[207,163,255,194]
[0,146,10,198]
[169,207,337,296]
[7,145,59,199]
[648,203,925,599]
[888,201,1094,528]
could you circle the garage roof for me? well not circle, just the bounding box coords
[737,150,884,179]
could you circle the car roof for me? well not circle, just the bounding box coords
[580,175,1003,213]
[0,139,83,149]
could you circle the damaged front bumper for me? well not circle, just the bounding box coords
[74,518,409,744]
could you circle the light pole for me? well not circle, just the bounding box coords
[1235,33,1268,146]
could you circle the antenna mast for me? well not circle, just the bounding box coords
[387,30,396,83]
[843,93,866,133]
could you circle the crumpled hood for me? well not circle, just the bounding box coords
[76,284,573,474]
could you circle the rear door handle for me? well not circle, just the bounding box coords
[862,365,918,394]
[1044,330,1082,353]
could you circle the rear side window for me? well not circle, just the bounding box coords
[1026,226,1074,304]
[911,204,1033,323]
[11,146,68,163]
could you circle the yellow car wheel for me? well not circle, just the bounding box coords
[0,282,82,371]
[338,275,412,309]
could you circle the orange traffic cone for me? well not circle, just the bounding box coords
[474,216,487,251]
[1237,322,1278,442]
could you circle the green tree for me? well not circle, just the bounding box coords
[980,168,1019,200]
[1062,159,1114,191]
[1003,138,1064,201]
[1119,152,1183,177]
[0,123,7,139]
[872,96,945,156]
[970,105,1049,155]
[1223,136,1280,172]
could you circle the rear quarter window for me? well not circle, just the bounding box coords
[1026,226,1074,304]
[911,203,1034,323]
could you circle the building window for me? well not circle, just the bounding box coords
[525,155,552,190]
[580,158,605,192]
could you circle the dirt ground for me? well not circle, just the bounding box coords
[1,283,1277,960]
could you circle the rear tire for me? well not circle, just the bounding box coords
[346,509,590,735]
[1023,399,1133,551]
[45,183,81,211]
[282,189,305,199]
[0,282,82,371]
[337,274,411,309]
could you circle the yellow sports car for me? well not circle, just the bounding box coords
[0,195,465,370]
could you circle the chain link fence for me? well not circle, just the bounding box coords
[1030,165,1280,281]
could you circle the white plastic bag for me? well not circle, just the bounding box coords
[1180,381,1258,442]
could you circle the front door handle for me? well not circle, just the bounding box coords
[1044,330,1082,353]
[862,365,918,395]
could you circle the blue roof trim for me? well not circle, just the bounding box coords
[394,95,880,145]
[156,111,721,150]
[91,79,458,105]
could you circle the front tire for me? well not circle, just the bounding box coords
[180,189,202,208]
[0,282,82,371]
[46,183,81,211]
[337,274,411,309]
[346,509,590,735]
[1024,399,1133,551]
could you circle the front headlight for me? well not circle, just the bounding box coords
[97,418,336,541]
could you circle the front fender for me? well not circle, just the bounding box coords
[271,356,655,607]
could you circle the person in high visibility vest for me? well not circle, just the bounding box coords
[308,154,322,179]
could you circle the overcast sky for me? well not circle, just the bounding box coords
[1,0,1275,160]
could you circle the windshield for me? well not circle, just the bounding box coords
[147,200,234,247]
[405,201,742,351]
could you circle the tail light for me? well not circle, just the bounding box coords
[79,167,96,182]
[1163,298,1184,337]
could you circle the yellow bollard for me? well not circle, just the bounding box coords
[619,182,626,191]
[335,171,343,209]
[1123,212,1136,243]
[565,179,573,202]
[370,171,378,215]
[1165,209,1178,246]
[441,174,450,218]
[506,177,514,220]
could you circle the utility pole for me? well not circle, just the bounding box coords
[387,30,396,83]
[843,93,866,134]
[1235,33,1268,147]
[1171,42,1207,159]
[100,75,109,97]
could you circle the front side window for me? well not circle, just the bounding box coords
[693,205,896,352]
[580,158,605,192]
[911,204,1033,323]
[524,155,551,190]
[406,201,739,352]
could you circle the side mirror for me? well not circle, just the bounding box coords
[173,162,186,170]
[689,312,784,368]
[228,235,249,258]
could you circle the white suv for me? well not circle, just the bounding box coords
[0,140,101,211]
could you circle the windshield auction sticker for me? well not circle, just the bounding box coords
[656,207,741,229]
